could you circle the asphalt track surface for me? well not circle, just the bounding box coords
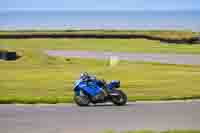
[46,50,200,65]
[0,101,200,133]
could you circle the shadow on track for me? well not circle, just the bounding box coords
[76,103,132,107]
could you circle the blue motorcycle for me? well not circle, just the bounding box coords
[73,79,127,106]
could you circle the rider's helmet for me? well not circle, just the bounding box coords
[80,72,89,80]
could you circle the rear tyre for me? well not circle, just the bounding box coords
[111,90,127,106]
[74,95,90,106]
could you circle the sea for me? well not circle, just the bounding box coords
[0,10,200,31]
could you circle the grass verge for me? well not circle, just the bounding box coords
[0,30,199,40]
[104,130,200,133]
[1,39,200,54]
[1,48,200,103]
[1,37,200,104]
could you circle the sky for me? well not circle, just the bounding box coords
[0,0,200,11]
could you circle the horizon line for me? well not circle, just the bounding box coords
[1,8,200,12]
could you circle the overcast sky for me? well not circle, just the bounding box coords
[0,0,200,11]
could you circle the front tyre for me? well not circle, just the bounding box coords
[74,95,90,106]
[111,90,127,106]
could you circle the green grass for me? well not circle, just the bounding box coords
[1,48,200,103]
[104,130,200,133]
[0,30,199,40]
[1,39,200,54]
[1,38,200,104]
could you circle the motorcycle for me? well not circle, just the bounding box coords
[73,79,127,106]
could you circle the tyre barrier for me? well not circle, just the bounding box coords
[0,50,20,61]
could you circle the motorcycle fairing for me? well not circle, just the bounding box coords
[75,80,102,97]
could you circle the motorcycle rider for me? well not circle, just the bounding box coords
[79,72,92,82]
[75,72,108,101]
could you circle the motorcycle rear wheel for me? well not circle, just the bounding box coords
[111,90,127,106]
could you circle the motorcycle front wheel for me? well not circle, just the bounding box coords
[74,95,90,106]
[111,90,127,106]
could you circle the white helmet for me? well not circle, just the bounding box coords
[80,72,89,80]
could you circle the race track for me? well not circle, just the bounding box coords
[0,101,200,133]
[46,50,200,65]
